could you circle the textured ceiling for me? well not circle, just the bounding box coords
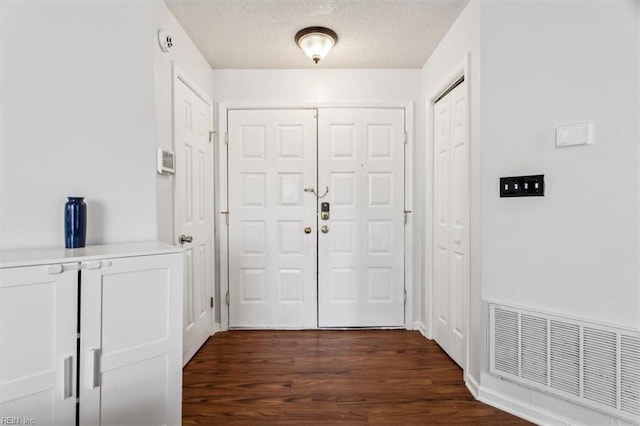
[164,0,469,69]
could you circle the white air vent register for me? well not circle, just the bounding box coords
[489,302,639,423]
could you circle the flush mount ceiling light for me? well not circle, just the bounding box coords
[295,27,338,64]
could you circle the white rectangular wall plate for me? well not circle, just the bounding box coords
[157,148,175,175]
[555,121,594,147]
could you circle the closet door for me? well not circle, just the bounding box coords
[433,81,468,368]
[317,108,406,327]
[0,264,77,425]
[227,109,317,328]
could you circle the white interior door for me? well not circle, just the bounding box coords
[317,108,406,327]
[433,81,468,367]
[175,77,214,364]
[227,109,317,328]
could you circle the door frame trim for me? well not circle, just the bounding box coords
[217,102,414,331]
[171,62,217,339]
[424,55,471,376]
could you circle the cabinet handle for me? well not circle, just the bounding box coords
[84,261,102,270]
[85,349,101,389]
[47,265,63,275]
[62,356,73,399]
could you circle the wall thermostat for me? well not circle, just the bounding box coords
[555,121,593,148]
[157,148,175,175]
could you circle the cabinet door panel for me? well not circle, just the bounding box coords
[100,355,168,426]
[0,264,77,425]
[101,267,169,354]
[80,254,182,426]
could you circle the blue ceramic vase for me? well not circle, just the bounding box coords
[65,197,87,248]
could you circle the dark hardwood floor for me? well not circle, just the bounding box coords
[183,330,530,425]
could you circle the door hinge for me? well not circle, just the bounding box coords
[404,131,408,145]
[221,211,229,226]
[313,109,318,118]
[224,132,229,145]
[210,297,214,309]
[403,210,412,224]
[209,130,216,143]
[225,291,230,306]
[404,290,407,305]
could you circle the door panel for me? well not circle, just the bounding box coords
[434,95,451,348]
[175,79,214,365]
[80,254,182,426]
[228,109,317,328]
[433,81,467,367]
[318,108,405,327]
[448,83,468,363]
[0,265,77,425]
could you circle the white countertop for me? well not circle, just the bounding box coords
[0,242,183,268]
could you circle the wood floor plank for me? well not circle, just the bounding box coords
[183,330,531,425]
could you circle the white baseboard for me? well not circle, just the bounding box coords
[465,374,479,399]
[477,384,567,426]
[413,321,426,337]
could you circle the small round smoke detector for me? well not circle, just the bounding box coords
[158,30,173,53]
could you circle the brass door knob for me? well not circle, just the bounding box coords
[321,226,329,234]
[304,227,312,234]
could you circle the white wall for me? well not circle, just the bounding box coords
[153,0,214,244]
[480,0,639,329]
[213,69,419,105]
[213,69,422,324]
[478,3,639,422]
[419,1,483,385]
[0,1,157,249]
[420,1,639,424]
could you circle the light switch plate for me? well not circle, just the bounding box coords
[500,175,545,197]
[555,121,593,147]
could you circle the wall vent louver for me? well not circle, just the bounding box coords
[489,303,640,424]
[621,335,640,416]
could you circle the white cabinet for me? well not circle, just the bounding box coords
[0,243,183,426]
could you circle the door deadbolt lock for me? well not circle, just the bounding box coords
[321,202,330,220]
[304,227,312,234]
[321,226,329,234]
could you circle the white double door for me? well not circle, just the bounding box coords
[228,108,406,328]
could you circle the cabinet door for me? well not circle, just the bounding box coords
[79,254,183,426]
[0,264,78,425]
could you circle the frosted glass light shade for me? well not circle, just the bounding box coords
[295,27,338,64]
